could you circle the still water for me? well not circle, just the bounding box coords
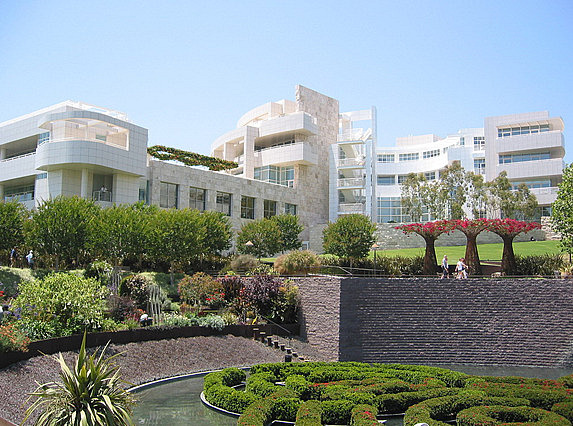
[131,365,573,425]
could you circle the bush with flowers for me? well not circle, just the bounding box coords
[0,322,30,352]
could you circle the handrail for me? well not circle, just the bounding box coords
[41,137,127,150]
[0,151,35,162]
[256,314,293,338]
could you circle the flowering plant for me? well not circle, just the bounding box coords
[0,323,30,352]
[203,291,226,309]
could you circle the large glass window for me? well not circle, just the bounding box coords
[376,197,430,223]
[160,182,178,209]
[377,175,395,186]
[4,184,35,202]
[254,165,294,187]
[139,180,149,204]
[264,199,277,218]
[474,158,486,175]
[497,124,550,138]
[498,152,550,164]
[511,180,551,190]
[424,171,436,181]
[241,196,255,219]
[37,132,50,145]
[189,187,206,211]
[399,152,419,162]
[285,203,297,215]
[216,192,232,216]
[473,136,485,151]
[422,149,440,159]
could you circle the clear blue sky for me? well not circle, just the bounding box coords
[1,1,572,162]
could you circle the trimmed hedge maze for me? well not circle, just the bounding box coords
[202,362,573,426]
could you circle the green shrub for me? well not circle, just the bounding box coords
[295,400,322,426]
[177,272,222,306]
[0,322,30,352]
[13,272,108,338]
[285,374,318,400]
[237,398,274,426]
[515,253,565,276]
[227,254,260,273]
[161,313,200,327]
[271,397,300,422]
[557,374,573,389]
[321,400,355,425]
[274,250,320,275]
[119,274,151,309]
[84,260,113,285]
[457,404,570,426]
[204,383,259,414]
[377,387,460,414]
[245,373,279,397]
[350,404,379,426]
[203,367,246,391]
[553,399,573,423]
[198,314,225,330]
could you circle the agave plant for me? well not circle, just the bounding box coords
[24,333,135,425]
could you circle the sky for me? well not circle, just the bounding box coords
[1,1,572,162]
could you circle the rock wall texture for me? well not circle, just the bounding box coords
[297,277,573,367]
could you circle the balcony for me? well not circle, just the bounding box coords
[337,178,365,188]
[498,158,564,181]
[338,128,367,142]
[337,158,365,168]
[529,187,559,205]
[93,190,113,202]
[0,152,37,181]
[338,203,365,213]
[254,142,317,166]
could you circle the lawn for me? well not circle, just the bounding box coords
[376,239,562,261]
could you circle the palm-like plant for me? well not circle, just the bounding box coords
[24,333,135,425]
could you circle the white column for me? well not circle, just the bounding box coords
[80,169,89,199]
[0,148,6,160]
[0,183,4,201]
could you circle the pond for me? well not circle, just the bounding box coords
[130,365,573,425]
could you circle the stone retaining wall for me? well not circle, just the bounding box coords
[296,276,573,367]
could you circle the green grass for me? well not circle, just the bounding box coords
[376,240,562,261]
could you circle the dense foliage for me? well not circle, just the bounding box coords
[203,363,573,426]
[147,144,238,170]
[0,200,26,262]
[322,214,377,261]
[552,163,573,255]
[237,214,303,258]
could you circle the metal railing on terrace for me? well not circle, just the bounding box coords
[1,151,36,162]
[337,177,365,188]
[338,203,365,213]
[337,158,365,167]
[40,136,128,150]
[338,129,365,142]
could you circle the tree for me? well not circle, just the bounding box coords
[24,333,135,425]
[552,165,573,255]
[322,214,376,262]
[271,214,304,252]
[237,218,282,258]
[198,210,233,256]
[25,196,100,269]
[487,171,538,219]
[0,200,27,260]
[454,218,490,275]
[396,220,455,275]
[400,173,428,222]
[150,208,204,284]
[488,218,541,275]
[437,162,471,220]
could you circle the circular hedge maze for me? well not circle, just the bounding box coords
[202,362,573,426]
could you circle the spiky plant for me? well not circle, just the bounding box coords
[24,333,135,425]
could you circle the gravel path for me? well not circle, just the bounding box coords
[0,335,330,424]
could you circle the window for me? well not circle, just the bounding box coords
[377,154,395,163]
[424,171,436,181]
[376,197,431,223]
[511,180,551,190]
[4,184,35,202]
[498,152,550,164]
[139,180,149,204]
[254,165,294,187]
[160,182,178,209]
[397,175,408,184]
[460,137,465,146]
[285,203,297,215]
[423,149,440,159]
[399,152,419,162]
[241,196,255,219]
[36,173,47,180]
[498,124,550,138]
[216,192,232,216]
[473,136,485,151]
[474,158,486,175]
[264,199,277,218]
[37,132,50,145]
[189,187,206,211]
[377,175,395,185]
[95,134,107,142]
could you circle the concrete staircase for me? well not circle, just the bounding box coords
[337,278,573,366]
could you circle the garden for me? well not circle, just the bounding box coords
[203,362,573,426]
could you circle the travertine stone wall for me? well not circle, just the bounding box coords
[297,276,573,367]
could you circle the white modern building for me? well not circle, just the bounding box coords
[0,86,565,244]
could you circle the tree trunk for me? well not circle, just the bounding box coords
[501,236,517,275]
[423,237,438,275]
[464,234,482,275]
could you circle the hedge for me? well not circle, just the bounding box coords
[295,400,322,426]
[350,404,379,426]
[203,367,246,391]
[457,405,570,426]
[237,398,274,426]
[245,372,279,397]
[553,399,573,423]
[377,387,461,414]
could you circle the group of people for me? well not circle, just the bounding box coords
[9,247,34,269]
[441,254,468,279]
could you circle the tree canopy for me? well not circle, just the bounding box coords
[322,214,377,260]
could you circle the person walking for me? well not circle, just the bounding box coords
[26,250,34,269]
[456,258,468,279]
[10,247,18,268]
[441,255,449,279]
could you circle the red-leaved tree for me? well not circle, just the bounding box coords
[488,218,541,275]
[396,220,455,275]
[454,218,491,276]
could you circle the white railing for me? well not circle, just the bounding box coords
[254,141,306,154]
[337,158,365,167]
[338,129,365,142]
[337,178,365,188]
[0,151,36,162]
[338,203,365,213]
[42,137,128,150]
[93,191,112,202]
[4,192,34,202]
[529,187,558,195]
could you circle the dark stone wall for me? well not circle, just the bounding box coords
[298,277,573,367]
